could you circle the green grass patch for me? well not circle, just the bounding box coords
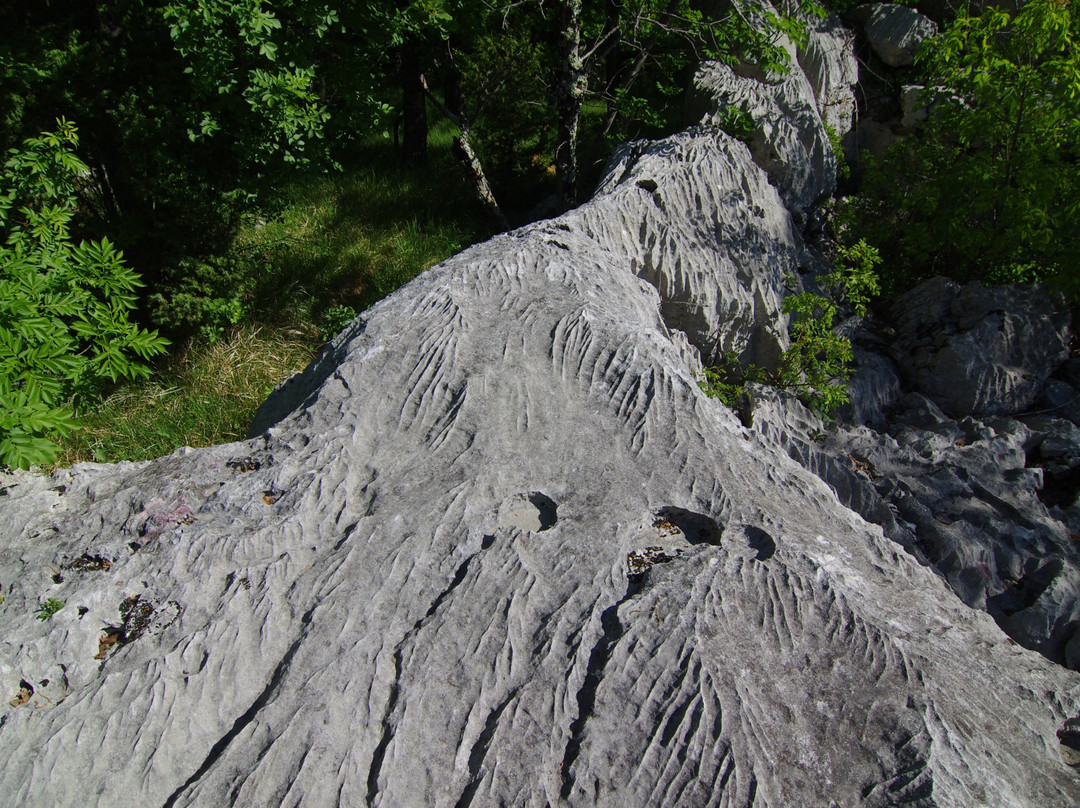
[56,327,315,466]
[152,132,490,341]
[53,133,490,468]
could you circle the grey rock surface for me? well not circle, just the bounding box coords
[861,3,939,68]
[748,365,1080,676]
[693,60,836,220]
[890,276,1072,417]
[585,127,797,367]
[900,83,929,129]
[2,26,1080,808]
[838,331,904,429]
[797,14,859,138]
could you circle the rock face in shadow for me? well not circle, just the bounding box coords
[797,14,859,138]
[889,277,1072,417]
[858,3,938,68]
[751,379,1080,675]
[2,27,1080,808]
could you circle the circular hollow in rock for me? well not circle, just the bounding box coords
[498,492,558,532]
[652,506,723,545]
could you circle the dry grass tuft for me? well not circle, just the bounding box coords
[56,327,314,467]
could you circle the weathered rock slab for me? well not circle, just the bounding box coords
[693,60,836,220]
[797,13,859,137]
[890,276,1072,417]
[860,3,939,67]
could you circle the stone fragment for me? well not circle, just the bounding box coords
[900,83,928,129]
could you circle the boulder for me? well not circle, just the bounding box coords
[586,129,796,366]
[860,3,939,68]
[889,276,1072,417]
[900,83,929,129]
[840,338,904,429]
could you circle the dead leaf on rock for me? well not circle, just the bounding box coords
[95,630,121,660]
[8,680,33,707]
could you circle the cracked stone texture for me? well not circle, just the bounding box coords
[2,24,1080,808]
[693,60,836,222]
[796,13,859,139]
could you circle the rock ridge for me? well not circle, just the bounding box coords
[0,15,1078,808]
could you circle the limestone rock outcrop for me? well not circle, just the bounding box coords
[2,14,1079,808]
[859,3,939,68]
[797,13,860,138]
[693,60,836,221]
[889,276,1072,417]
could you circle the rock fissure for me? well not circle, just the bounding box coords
[559,577,642,801]
[164,604,317,808]
[454,687,519,808]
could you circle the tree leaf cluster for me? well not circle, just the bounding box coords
[0,120,167,469]
[699,240,881,419]
[842,0,1080,293]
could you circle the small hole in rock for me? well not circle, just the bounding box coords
[653,507,722,545]
[744,526,777,561]
[498,492,558,533]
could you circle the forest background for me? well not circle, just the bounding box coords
[1,0,1077,468]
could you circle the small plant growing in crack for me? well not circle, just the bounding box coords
[36,598,65,621]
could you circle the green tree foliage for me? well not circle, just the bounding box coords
[445,0,819,209]
[700,291,854,418]
[847,0,1080,291]
[821,239,882,318]
[700,247,881,418]
[0,1,412,283]
[772,291,854,414]
[162,0,338,170]
[0,120,167,469]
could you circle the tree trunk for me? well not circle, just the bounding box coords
[401,38,428,167]
[453,126,509,231]
[556,0,586,207]
[598,0,682,140]
[419,74,508,231]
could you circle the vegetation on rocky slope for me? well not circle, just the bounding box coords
[1,0,1077,465]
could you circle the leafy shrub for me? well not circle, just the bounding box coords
[701,291,854,417]
[0,119,167,468]
[821,239,882,317]
[149,254,254,342]
[716,104,756,143]
[318,304,358,343]
[844,0,1080,292]
[772,292,854,415]
[700,245,881,419]
[36,598,64,621]
[699,351,767,413]
[824,124,849,182]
